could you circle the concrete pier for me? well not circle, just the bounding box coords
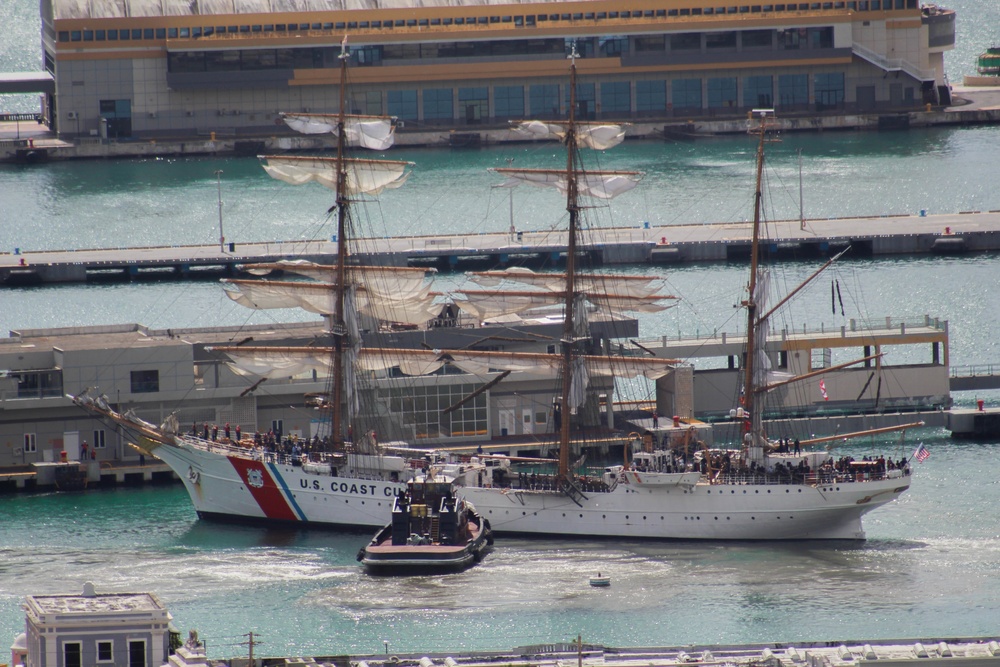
[2,209,999,286]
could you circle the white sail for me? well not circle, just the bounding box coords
[281,113,395,151]
[214,346,450,379]
[454,289,673,322]
[221,279,441,326]
[261,156,412,196]
[491,167,641,200]
[240,260,434,283]
[470,268,664,298]
[512,120,629,150]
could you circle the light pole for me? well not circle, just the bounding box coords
[215,169,225,252]
[506,157,515,241]
[798,148,804,230]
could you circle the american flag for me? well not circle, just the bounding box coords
[819,379,829,401]
[915,444,930,463]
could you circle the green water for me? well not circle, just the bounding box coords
[1,433,999,658]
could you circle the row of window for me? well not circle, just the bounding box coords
[375,74,846,121]
[22,430,106,453]
[166,28,835,74]
[12,368,158,396]
[382,383,488,440]
[55,0,918,44]
[65,639,146,667]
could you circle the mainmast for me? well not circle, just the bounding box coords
[330,39,351,448]
[742,110,772,459]
[558,46,581,482]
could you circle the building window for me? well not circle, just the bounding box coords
[13,370,63,398]
[93,430,107,449]
[271,419,283,437]
[387,90,418,120]
[671,33,701,50]
[636,80,666,113]
[705,32,737,50]
[493,85,524,119]
[743,75,773,107]
[97,641,113,662]
[707,77,738,109]
[567,82,595,119]
[778,73,809,107]
[382,383,488,440]
[807,27,834,48]
[130,370,160,394]
[634,35,666,52]
[423,88,454,121]
[672,78,702,110]
[128,641,145,667]
[458,87,487,123]
[65,643,82,667]
[529,84,560,118]
[599,36,628,56]
[600,81,631,114]
[814,72,844,110]
[742,29,773,48]
[23,433,36,453]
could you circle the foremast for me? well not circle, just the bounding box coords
[558,51,582,482]
[742,110,771,464]
[331,42,350,448]
[252,37,416,447]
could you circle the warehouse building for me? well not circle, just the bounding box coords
[42,0,955,138]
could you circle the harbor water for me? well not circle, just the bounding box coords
[0,436,998,657]
[2,0,1000,658]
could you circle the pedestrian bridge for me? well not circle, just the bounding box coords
[950,364,1000,392]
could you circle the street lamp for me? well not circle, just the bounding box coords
[215,169,225,252]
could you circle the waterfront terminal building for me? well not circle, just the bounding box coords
[41,0,955,138]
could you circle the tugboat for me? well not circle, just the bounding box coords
[358,474,493,575]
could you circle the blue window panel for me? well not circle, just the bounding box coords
[600,81,631,113]
[423,88,454,120]
[494,85,524,118]
[707,77,737,109]
[672,78,702,109]
[778,74,809,106]
[743,75,773,107]
[387,90,418,120]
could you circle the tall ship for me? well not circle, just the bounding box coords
[456,52,922,540]
[72,45,923,540]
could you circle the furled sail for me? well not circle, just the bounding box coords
[260,156,412,196]
[491,167,642,200]
[512,120,629,150]
[221,278,442,326]
[454,289,674,321]
[239,260,434,283]
[212,345,677,386]
[469,268,664,299]
[280,113,395,151]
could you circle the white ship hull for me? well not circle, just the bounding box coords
[154,436,908,539]
[461,474,910,540]
[155,440,407,529]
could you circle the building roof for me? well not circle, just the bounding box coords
[27,583,165,616]
[53,0,533,20]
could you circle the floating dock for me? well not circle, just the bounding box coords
[2,210,1000,285]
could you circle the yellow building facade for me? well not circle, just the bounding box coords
[41,0,955,137]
